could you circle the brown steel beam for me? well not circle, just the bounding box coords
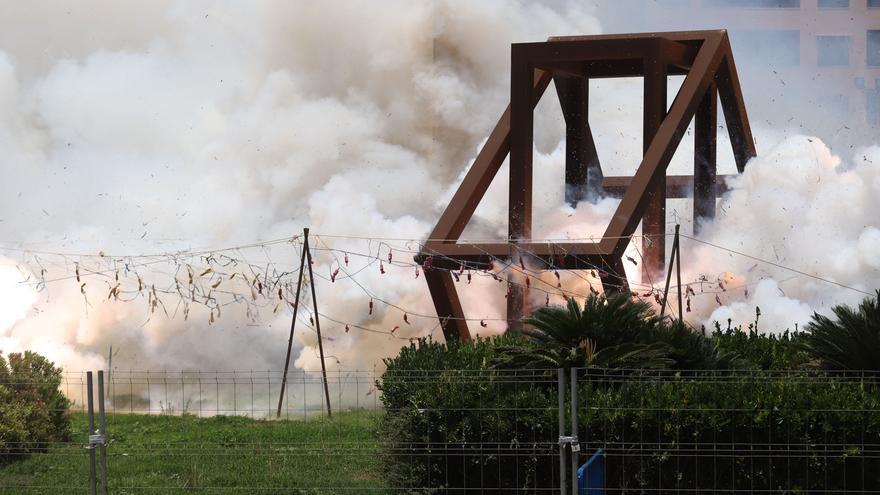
[554,75,601,206]
[694,83,718,232]
[419,240,605,268]
[547,29,725,44]
[424,270,470,341]
[598,255,631,297]
[426,70,552,244]
[603,31,726,257]
[641,41,668,281]
[601,174,732,198]
[540,60,691,79]
[715,37,756,172]
[507,54,536,333]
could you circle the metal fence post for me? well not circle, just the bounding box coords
[97,370,108,495]
[558,369,567,495]
[570,368,579,495]
[87,371,96,495]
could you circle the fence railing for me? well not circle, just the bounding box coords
[56,369,383,419]
[4,368,880,493]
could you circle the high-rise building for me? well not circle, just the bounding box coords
[598,0,880,144]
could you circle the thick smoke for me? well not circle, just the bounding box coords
[684,137,880,332]
[0,1,877,380]
[0,1,601,373]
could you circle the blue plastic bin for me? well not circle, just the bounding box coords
[577,448,605,495]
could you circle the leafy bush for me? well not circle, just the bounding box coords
[378,337,560,491]
[580,370,880,491]
[712,324,810,370]
[0,351,71,464]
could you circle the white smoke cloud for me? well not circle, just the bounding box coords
[686,137,880,332]
[0,0,602,374]
[0,0,877,381]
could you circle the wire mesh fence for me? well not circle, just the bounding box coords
[56,369,383,419]
[5,367,880,493]
[574,368,880,494]
[2,368,565,493]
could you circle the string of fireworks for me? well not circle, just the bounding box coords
[1,231,862,337]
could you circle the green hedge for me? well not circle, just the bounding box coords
[378,335,880,492]
[0,351,71,464]
[580,370,880,492]
[378,337,561,491]
[711,324,810,370]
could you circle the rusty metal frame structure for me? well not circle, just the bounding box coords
[418,31,756,341]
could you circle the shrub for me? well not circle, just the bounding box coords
[0,351,71,464]
[378,337,560,491]
[579,370,880,491]
[711,324,810,370]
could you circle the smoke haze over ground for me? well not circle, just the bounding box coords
[0,1,877,376]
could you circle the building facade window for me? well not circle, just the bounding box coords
[869,0,880,8]
[704,0,799,7]
[868,84,879,127]
[869,30,880,66]
[817,36,851,66]
[817,94,850,120]
[732,30,800,66]
[818,0,849,7]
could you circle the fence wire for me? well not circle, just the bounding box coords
[4,368,880,493]
[575,368,880,494]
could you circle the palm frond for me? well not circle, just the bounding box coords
[802,291,880,371]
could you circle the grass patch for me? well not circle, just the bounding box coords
[0,411,387,494]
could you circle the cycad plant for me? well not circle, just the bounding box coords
[801,290,880,371]
[524,292,662,349]
[645,321,747,370]
[492,293,670,370]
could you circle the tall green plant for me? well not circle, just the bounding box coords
[492,294,670,370]
[523,293,662,349]
[801,290,880,370]
[494,293,744,370]
[0,351,71,464]
[647,321,747,370]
